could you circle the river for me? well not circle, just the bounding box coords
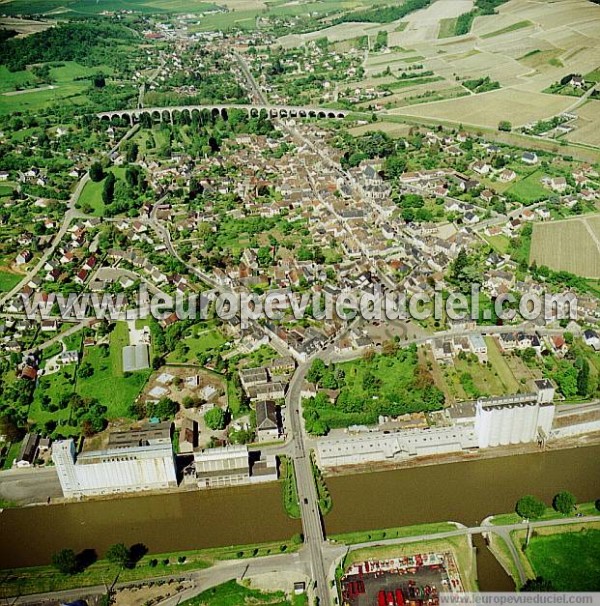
[1,445,599,588]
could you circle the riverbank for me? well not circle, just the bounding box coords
[342,534,479,593]
[321,431,600,478]
[509,521,600,590]
[0,539,303,598]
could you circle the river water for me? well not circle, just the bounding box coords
[1,445,599,588]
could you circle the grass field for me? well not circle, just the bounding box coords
[77,167,126,215]
[181,580,290,606]
[438,17,458,39]
[507,170,547,203]
[331,522,457,545]
[530,217,600,278]
[484,234,511,254]
[525,527,600,591]
[0,0,220,15]
[481,20,532,39]
[0,269,22,292]
[166,327,226,364]
[492,502,599,526]
[76,323,150,418]
[0,61,118,114]
[1,540,302,598]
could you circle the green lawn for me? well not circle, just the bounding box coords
[525,528,600,591]
[77,167,126,216]
[0,270,22,292]
[2,440,22,470]
[507,170,548,204]
[485,234,511,254]
[0,82,88,115]
[30,366,80,436]
[181,580,290,606]
[76,324,150,418]
[438,17,458,38]
[1,539,301,598]
[331,522,457,545]
[0,0,219,15]
[485,337,521,392]
[166,327,226,364]
[585,66,600,83]
[0,66,35,93]
[492,501,599,526]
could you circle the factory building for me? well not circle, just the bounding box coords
[315,425,478,468]
[52,422,177,498]
[194,445,278,488]
[474,379,555,448]
[316,380,557,470]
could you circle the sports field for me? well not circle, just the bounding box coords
[530,216,600,278]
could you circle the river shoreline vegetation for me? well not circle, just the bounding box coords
[0,539,303,598]
[280,456,301,519]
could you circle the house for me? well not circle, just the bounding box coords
[82,256,97,271]
[58,350,79,365]
[480,190,494,204]
[570,75,585,88]
[584,329,600,351]
[179,418,198,454]
[471,161,491,175]
[464,212,480,225]
[549,335,568,357]
[20,363,38,381]
[548,177,567,193]
[499,169,516,183]
[41,319,59,332]
[16,250,32,265]
[255,400,282,443]
[522,152,538,165]
[0,171,9,181]
[74,269,89,285]
[15,433,40,468]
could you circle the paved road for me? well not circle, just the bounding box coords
[345,514,600,588]
[0,466,62,504]
[8,551,311,605]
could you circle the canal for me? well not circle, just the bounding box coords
[1,445,599,587]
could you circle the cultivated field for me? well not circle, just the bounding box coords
[566,101,600,147]
[530,216,600,278]
[386,88,573,128]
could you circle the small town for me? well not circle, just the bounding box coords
[0,0,600,604]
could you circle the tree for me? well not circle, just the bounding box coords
[52,548,78,575]
[595,498,600,512]
[516,495,546,519]
[102,172,116,205]
[147,397,178,420]
[522,577,555,592]
[204,407,227,430]
[306,358,326,385]
[105,543,130,568]
[89,162,104,182]
[552,490,576,515]
[78,362,94,378]
[576,357,590,397]
[498,120,512,132]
